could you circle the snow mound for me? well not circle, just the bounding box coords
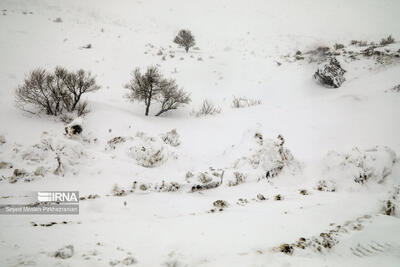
[0,133,86,182]
[53,245,74,259]
[222,129,300,180]
[324,146,397,184]
[160,129,181,147]
[106,131,178,168]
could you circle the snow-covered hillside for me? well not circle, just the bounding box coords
[0,0,400,266]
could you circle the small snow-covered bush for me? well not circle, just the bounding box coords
[228,131,298,179]
[189,168,224,184]
[324,146,397,184]
[112,184,127,196]
[192,99,221,117]
[382,185,399,216]
[388,84,400,92]
[231,96,261,108]
[278,244,293,255]
[122,256,137,265]
[299,189,309,195]
[307,46,331,57]
[0,135,5,144]
[380,35,395,46]
[188,168,224,192]
[129,142,165,168]
[350,40,368,47]
[314,57,346,88]
[334,43,345,50]
[315,180,336,192]
[161,129,181,147]
[3,134,86,183]
[107,136,127,150]
[128,132,173,168]
[53,245,74,259]
[213,200,229,208]
[106,132,178,168]
[9,169,28,183]
[153,181,180,192]
[227,171,247,186]
[130,180,181,193]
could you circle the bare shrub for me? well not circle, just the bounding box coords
[334,43,345,50]
[192,99,221,117]
[173,29,196,52]
[82,43,92,49]
[153,181,180,192]
[128,142,165,168]
[380,35,395,46]
[278,244,293,254]
[161,129,181,147]
[124,66,190,116]
[232,96,261,108]
[382,186,399,216]
[112,184,126,196]
[227,172,247,186]
[350,40,368,47]
[15,67,99,118]
[213,200,229,208]
[0,135,5,144]
[388,84,400,92]
[315,180,336,192]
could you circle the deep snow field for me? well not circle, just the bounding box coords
[1,0,400,266]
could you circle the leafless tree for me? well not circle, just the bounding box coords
[173,29,195,52]
[15,67,99,117]
[125,66,161,116]
[125,66,190,116]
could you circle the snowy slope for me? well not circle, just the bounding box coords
[0,0,400,266]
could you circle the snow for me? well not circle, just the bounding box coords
[1,0,400,266]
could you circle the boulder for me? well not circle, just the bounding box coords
[314,57,346,88]
[65,117,83,136]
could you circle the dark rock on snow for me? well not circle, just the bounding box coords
[314,57,346,88]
